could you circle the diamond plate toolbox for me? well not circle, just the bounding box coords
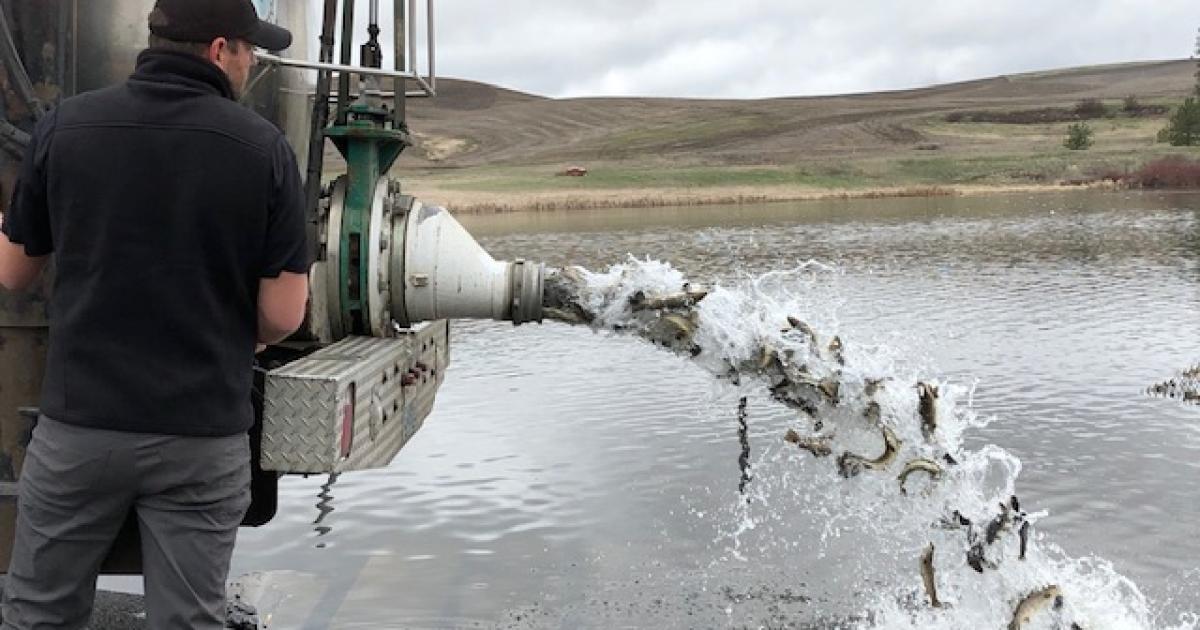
[261,320,450,473]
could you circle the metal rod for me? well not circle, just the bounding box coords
[412,73,433,96]
[335,0,355,124]
[325,89,433,102]
[56,0,68,95]
[426,0,435,92]
[257,53,428,82]
[393,0,406,126]
[408,0,416,75]
[70,0,78,95]
[362,0,381,69]
[304,0,341,264]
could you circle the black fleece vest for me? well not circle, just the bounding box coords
[13,50,308,436]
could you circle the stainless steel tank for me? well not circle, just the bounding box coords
[73,0,157,95]
[72,0,315,171]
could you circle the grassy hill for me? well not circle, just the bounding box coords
[366,60,1200,211]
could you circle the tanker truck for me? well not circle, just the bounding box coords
[0,0,543,576]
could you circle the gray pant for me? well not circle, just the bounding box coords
[1,416,250,630]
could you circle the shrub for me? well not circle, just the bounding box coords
[1074,98,1107,119]
[1064,122,1094,150]
[1131,156,1200,188]
[1158,97,1200,146]
[1123,95,1141,112]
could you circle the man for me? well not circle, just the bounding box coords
[0,0,309,627]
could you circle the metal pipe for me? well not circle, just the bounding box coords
[70,0,77,95]
[408,0,416,75]
[0,7,45,119]
[393,0,406,126]
[361,0,382,69]
[304,0,340,264]
[257,53,429,82]
[325,89,433,102]
[426,0,435,92]
[56,1,68,93]
[335,0,355,124]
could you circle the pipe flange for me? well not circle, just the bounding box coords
[509,259,544,326]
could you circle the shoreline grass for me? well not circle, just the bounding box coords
[396,147,1200,213]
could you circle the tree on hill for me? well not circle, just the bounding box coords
[1158,28,1200,145]
[1064,122,1094,150]
[1159,98,1200,145]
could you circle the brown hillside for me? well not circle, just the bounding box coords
[396,60,1197,169]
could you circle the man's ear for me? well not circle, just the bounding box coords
[205,37,229,66]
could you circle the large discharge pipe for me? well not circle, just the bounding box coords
[315,176,543,341]
[395,201,543,327]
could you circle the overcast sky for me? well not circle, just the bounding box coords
[311,0,1200,99]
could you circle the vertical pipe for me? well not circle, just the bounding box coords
[335,0,355,124]
[305,0,340,262]
[55,1,67,95]
[426,0,435,92]
[392,0,405,126]
[407,0,415,79]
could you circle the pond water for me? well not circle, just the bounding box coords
[232,190,1200,628]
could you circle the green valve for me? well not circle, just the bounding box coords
[326,102,410,336]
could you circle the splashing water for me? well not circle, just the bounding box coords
[541,256,1199,630]
[1147,366,1200,405]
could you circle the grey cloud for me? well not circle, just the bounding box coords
[328,0,1200,98]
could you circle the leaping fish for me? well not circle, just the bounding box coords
[838,425,901,478]
[897,458,944,495]
[1008,585,1063,630]
[919,543,942,608]
[917,382,938,440]
[629,288,708,311]
[784,429,833,457]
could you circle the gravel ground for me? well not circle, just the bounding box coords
[0,579,146,629]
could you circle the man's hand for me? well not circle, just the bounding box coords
[0,215,48,292]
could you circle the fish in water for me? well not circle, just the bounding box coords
[920,543,942,608]
[864,400,882,424]
[966,497,1026,572]
[828,335,845,365]
[917,382,938,440]
[757,346,780,371]
[784,429,833,457]
[986,496,1022,545]
[817,377,840,405]
[838,425,901,478]
[660,313,695,338]
[1008,585,1063,630]
[629,287,709,311]
[543,306,588,325]
[785,316,818,346]
[897,458,944,495]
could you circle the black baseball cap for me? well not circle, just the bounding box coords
[149,0,292,51]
